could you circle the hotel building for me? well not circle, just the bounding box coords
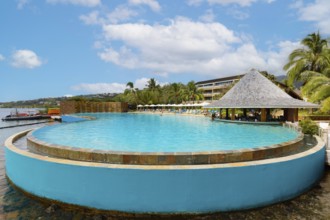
[195,74,244,101]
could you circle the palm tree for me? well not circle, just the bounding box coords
[168,83,184,104]
[182,81,204,103]
[136,90,157,105]
[146,78,160,91]
[302,73,330,102]
[302,73,330,113]
[126,82,134,91]
[321,96,330,113]
[124,81,138,105]
[125,82,135,94]
[283,32,330,87]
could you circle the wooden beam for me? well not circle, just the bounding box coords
[261,108,267,122]
[231,109,235,120]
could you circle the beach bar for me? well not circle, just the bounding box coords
[205,69,318,123]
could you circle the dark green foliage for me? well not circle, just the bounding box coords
[299,118,319,135]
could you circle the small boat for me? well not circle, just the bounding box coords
[1,109,52,121]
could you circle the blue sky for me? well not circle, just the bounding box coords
[0,0,329,102]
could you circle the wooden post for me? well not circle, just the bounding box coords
[226,109,229,119]
[284,108,298,122]
[294,108,298,122]
[261,108,267,122]
[243,109,247,118]
[231,109,235,120]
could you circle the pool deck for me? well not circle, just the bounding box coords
[26,125,307,165]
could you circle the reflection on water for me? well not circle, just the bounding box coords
[1,125,330,219]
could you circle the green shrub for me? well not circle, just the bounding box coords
[299,118,319,135]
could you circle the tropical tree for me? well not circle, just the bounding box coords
[136,90,158,105]
[168,83,184,104]
[126,82,135,92]
[181,81,204,103]
[321,97,330,113]
[146,78,160,91]
[283,32,330,87]
[123,81,138,105]
[301,73,330,112]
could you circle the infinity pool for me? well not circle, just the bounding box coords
[6,113,325,213]
[32,113,299,152]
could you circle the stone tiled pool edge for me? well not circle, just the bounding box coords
[26,130,305,165]
[4,130,326,213]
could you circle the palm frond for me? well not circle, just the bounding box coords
[310,85,330,102]
[320,97,330,113]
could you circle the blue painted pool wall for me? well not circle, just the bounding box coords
[5,146,325,213]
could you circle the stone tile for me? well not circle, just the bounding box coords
[158,155,176,165]
[225,152,244,163]
[239,151,253,162]
[107,154,123,164]
[252,150,266,160]
[175,155,193,165]
[138,155,158,165]
[122,155,139,164]
[209,153,225,164]
[192,155,210,164]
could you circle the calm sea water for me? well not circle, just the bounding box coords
[33,113,298,152]
[0,108,330,219]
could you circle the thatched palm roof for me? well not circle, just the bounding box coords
[206,69,318,109]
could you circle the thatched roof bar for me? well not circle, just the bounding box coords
[205,69,319,109]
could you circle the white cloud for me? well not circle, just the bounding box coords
[46,0,101,7]
[102,17,240,52]
[264,40,301,74]
[0,54,4,61]
[132,77,168,89]
[128,0,161,12]
[11,50,42,69]
[106,5,139,24]
[208,0,257,7]
[80,6,138,25]
[134,77,150,89]
[17,0,28,9]
[80,11,103,25]
[72,82,127,93]
[295,0,330,34]
[97,17,301,76]
[188,0,266,7]
[71,78,168,94]
[98,17,259,76]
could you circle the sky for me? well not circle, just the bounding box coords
[0,0,330,102]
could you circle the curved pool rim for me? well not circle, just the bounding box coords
[5,129,325,214]
[27,128,305,165]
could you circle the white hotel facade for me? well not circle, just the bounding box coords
[195,74,243,101]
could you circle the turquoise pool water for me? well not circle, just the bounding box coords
[32,113,299,152]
